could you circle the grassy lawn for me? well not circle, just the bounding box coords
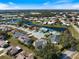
[25,20,66,28]
[0,55,12,59]
[7,32,43,59]
[42,24,65,28]
[0,50,3,54]
[0,19,11,22]
[8,37,33,53]
[7,32,32,52]
[32,21,66,28]
[32,21,41,25]
[68,26,79,40]
[0,20,6,22]
[41,19,49,22]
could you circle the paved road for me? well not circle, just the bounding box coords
[0,46,12,56]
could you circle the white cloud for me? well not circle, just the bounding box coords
[0,3,20,10]
[43,1,50,6]
[42,0,75,9]
[51,3,79,9]
[0,1,79,10]
[55,0,72,4]
[0,3,9,9]
[72,4,79,9]
[42,0,79,9]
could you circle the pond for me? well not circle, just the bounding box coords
[6,19,22,23]
[7,19,66,32]
[23,20,67,32]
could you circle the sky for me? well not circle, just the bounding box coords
[0,0,79,9]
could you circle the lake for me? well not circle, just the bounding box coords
[7,19,67,32]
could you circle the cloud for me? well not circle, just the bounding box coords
[0,3,10,9]
[55,0,72,4]
[8,2,15,5]
[0,2,20,10]
[0,1,79,9]
[41,0,74,9]
[51,3,79,9]
[43,1,50,6]
[41,0,79,9]
[72,4,79,9]
[43,0,73,5]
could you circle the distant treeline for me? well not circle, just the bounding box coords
[0,9,79,17]
[0,9,79,14]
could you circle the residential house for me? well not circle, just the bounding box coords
[0,34,9,48]
[33,39,47,49]
[0,35,5,40]
[49,31,61,44]
[0,40,9,48]
[13,32,24,38]
[39,27,49,33]
[50,34,60,44]
[0,26,11,32]
[16,52,34,59]
[18,35,33,46]
[7,46,22,56]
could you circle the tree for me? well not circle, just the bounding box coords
[76,43,79,51]
[0,30,11,40]
[75,40,79,51]
[59,29,76,50]
[17,20,24,27]
[35,40,61,59]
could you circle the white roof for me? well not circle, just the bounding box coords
[16,46,21,50]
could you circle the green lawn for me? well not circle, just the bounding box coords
[25,20,66,28]
[8,32,34,52]
[42,24,65,28]
[0,51,3,54]
[32,21,66,28]
[0,19,11,22]
[0,55,12,59]
[7,32,43,59]
[68,26,79,40]
[8,37,33,53]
